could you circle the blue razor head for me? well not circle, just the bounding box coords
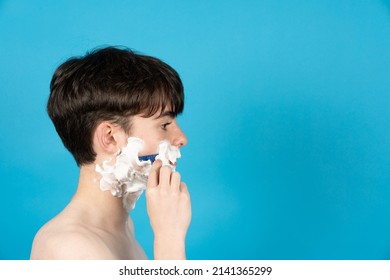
[138,154,158,163]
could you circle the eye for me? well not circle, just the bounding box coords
[161,122,172,131]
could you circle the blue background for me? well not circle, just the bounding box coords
[1,0,389,260]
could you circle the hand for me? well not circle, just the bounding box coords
[146,160,192,259]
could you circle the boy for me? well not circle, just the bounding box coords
[30,46,191,259]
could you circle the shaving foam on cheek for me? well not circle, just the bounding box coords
[95,137,150,211]
[95,137,182,211]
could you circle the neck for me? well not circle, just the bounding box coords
[70,164,130,231]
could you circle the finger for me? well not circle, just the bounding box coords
[159,165,173,190]
[170,171,181,192]
[147,159,162,189]
[179,182,189,195]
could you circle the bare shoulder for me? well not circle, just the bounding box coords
[30,218,114,260]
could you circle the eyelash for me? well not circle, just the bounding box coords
[161,122,172,131]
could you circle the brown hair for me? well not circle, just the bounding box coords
[47,46,184,166]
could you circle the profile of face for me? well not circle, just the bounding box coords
[95,109,187,210]
[117,110,188,158]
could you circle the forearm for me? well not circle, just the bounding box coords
[154,234,186,260]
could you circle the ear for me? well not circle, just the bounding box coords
[94,121,126,155]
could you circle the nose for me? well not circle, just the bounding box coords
[169,120,188,148]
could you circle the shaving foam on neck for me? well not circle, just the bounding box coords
[95,137,181,211]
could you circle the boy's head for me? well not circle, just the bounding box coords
[47,46,185,166]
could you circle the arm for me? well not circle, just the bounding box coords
[146,160,192,260]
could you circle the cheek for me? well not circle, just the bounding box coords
[129,124,165,156]
[139,139,161,156]
[117,132,132,150]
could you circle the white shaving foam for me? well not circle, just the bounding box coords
[95,137,181,211]
[156,141,181,167]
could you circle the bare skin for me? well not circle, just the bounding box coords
[30,111,190,259]
[146,160,191,259]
